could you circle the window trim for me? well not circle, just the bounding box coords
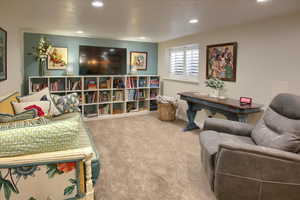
[167,44,200,82]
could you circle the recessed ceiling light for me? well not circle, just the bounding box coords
[91,0,104,7]
[189,19,199,24]
[139,37,146,40]
[76,30,84,34]
[257,0,269,3]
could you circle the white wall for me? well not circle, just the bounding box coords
[0,17,23,96]
[158,13,300,125]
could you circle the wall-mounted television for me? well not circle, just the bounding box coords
[79,46,127,75]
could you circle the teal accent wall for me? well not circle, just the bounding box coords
[23,33,158,94]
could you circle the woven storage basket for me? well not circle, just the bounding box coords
[158,103,176,121]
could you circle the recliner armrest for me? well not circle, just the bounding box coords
[203,118,254,137]
[218,142,300,162]
[214,142,300,200]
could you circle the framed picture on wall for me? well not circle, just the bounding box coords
[0,27,7,81]
[130,51,148,71]
[47,47,68,70]
[206,42,237,82]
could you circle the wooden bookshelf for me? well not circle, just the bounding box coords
[28,75,160,119]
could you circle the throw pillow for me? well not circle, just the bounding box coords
[17,87,61,116]
[0,109,37,123]
[0,91,20,114]
[24,105,45,117]
[51,93,81,114]
[11,101,51,116]
[0,117,49,131]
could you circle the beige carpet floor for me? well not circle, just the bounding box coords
[86,113,216,200]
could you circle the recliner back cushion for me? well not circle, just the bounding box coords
[270,93,300,120]
[251,107,300,153]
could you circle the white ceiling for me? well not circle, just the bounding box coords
[1,0,300,42]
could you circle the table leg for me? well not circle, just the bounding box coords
[183,102,200,132]
[237,114,248,123]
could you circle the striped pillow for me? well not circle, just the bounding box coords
[0,109,37,123]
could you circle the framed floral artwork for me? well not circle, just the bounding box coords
[130,51,148,71]
[0,27,7,81]
[206,42,237,82]
[47,47,68,70]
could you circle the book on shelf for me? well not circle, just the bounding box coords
[87,80,97,90]
[50,80,65,91]
[84,105,98,117]
[138,89,147,99]
[68,80,81,91]
[99,78,111,89]
[150,100,158,111]
[125,89,137,101]
[32,83,48,92]
[126,77,137,88]
[150,89,158,99]
[85,92,97,104]
[139,101,148,111]
[99,104,110,115]
[150,78,159,88]
[113,79,125,88]
[79,94,84,104]
[113,91,124,101]
[113,103,124,114]
[127,102,138,112]
[138,78,147,87]
[99,91,111,102]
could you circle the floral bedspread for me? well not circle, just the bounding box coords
[0,161,85,200]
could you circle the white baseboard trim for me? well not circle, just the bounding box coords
[83,111,157,121]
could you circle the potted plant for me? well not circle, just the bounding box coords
[205,78,224,98]
[30,37,53,76]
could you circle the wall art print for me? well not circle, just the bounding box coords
[130,51,148,71]
[0,161,85,200]
[206,42,237,82]
[0,27,7,81]
[47,47,68,70]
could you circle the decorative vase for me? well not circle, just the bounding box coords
[38,60,46,76]
[209,88,219,98]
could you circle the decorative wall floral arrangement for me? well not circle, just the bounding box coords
[29,37,53,76]
[29,37,68,76]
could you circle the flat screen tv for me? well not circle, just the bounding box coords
[79,46,127,75]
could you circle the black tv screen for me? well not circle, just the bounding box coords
[79,46,127,75]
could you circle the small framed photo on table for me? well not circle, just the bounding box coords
[130,51,148,71]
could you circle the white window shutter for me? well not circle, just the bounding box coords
[170,48,185,76]
[169,45,199,78]
[186,46,199,76]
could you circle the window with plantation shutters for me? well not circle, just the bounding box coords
[168,44,199,80]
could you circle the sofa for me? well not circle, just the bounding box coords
[0,91,100,200]
[200,93,300,200]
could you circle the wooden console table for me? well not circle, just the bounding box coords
[179,92,263,131]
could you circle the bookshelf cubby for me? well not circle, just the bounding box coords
[29,75,160,119]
